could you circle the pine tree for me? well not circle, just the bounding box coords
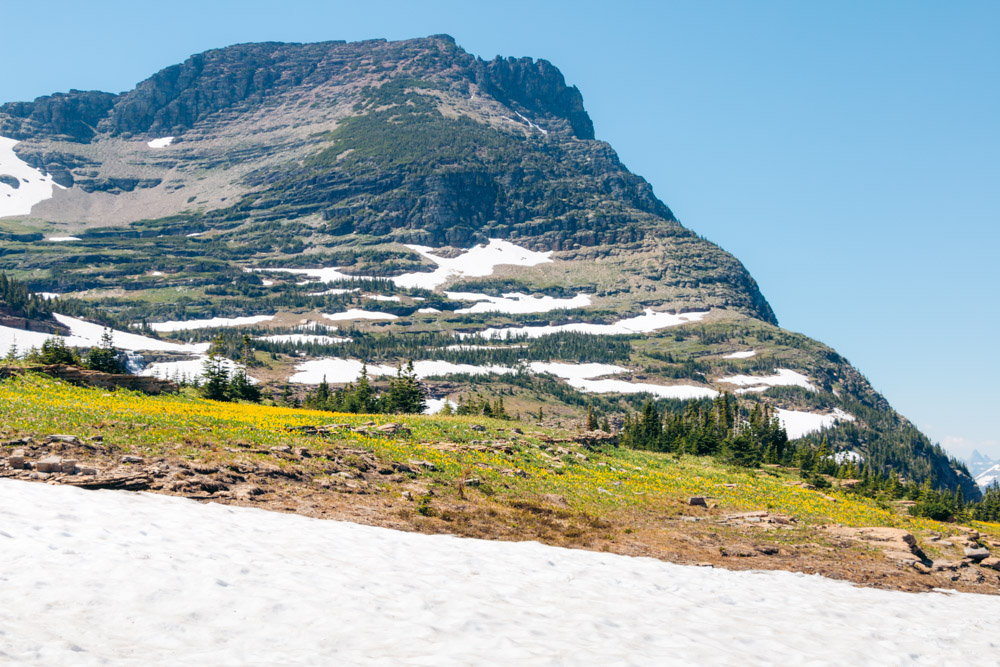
[586,405,598,431]
[200,336,230,401]
[386,360,426,414]
[85,328,126,374]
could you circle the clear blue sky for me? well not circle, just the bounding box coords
[3,1,997,460]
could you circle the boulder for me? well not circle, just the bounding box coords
[9,448,25,469]
[964,547,990,562]
[979,557,1000,571]
[47,434,82,445]
[36,456,63,473]
[688,496,708,507]
[60,459,77,474]
[121,455,144,464]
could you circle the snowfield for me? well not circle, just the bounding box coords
[258,333,351,345]
[146,136,175,148]
[448,291,592,314]
[0,315,208,355]
[254,239,553,292]
[719,368,817,392]
[322,309,398,321]
[723,350,757,359]
[2,479,999,666]
[471,308,709,339]
[777,408,856,440]
[0,137,62,218]
[291,358,721,400]
[393,239,553,290]
[150,315,275,332]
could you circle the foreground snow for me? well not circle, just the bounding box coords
[2,480,999,666]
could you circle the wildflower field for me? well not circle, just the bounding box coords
[2,373,979,544]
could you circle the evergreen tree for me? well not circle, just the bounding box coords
[85,328,126,374]
[200,336,231,401]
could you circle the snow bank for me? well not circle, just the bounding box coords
[0,315,207,355]
[423,397,458,415]
[147,136,174,148]
[834,450,864,464]
[258,334,350,345]
[777,408,855,440]
[150,315,275,332]
[720,368,816,392]
[393,239,553,290]
[253,240,552,292]
[291,357,719,400]
[448,291,592,314]
[723,350,757,359]
[472,309,709,339]
[322,309,398,322]
[3,479,998,666]
[0,137,61,218]
[288,358,516,384]
[45,236,81,242]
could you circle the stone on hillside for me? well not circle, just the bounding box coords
[47,434,82,445]
[470,424,487,432]
[9,449,25,469]
[375,423,409,436]
[913,562,932,574]
[60,459,78,474]
[121,455,144,464]
[36,456,63,473]
[964,547,990,562]
[78,467,98,476]
[688,496,708,507]
[980,557,1000,571]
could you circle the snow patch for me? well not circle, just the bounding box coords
[471,309,709,339]
[45,236,81,242]
[0,137,61,218]
[6,479,998,664]
[322,309,398,322]
[834,450,864,464]
[147,136,175,148]
[720,369,816,392]
[417,307,441,314]
[424,397,458,415]
[723,350,756,359]
[0,315,208,356]
[777,408,855,440]
[258,334,350,345]
[448,291,592,314]
[393,239,553,290]
[150,315,275,332]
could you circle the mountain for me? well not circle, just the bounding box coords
[967,450,1000,491]
[0,35,978,499]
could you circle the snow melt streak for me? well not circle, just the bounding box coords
[1,479,998,666]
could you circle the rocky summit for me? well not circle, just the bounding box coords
[0,35,977,499]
